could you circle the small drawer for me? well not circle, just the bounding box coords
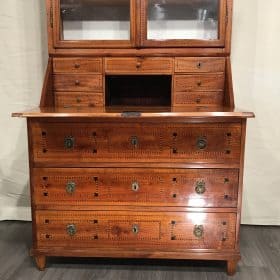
[33,168,238,208]
[36,210,236,250]
[173,91,224,106]
[53,74,103,92]
[105,57,174,74]
[53,58,103,73]
[175,57,225,73]
[55,92,104,107]
[174,74,225,92]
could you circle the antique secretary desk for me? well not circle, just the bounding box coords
[13,0,254,275]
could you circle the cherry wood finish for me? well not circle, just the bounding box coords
[53,58,103,74]
[105,57,174,74]
[12,0,254,275]
[33,168,239,208]
[55,92,104,107]
[30,121,241,164]
[175,57,225,73]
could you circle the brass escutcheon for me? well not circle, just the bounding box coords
[193,225,204,239]
[66,224,77,236]
[66,181,76,194]
[130,136,139,147]
[64,136,75,149]
[132,224,139,234]
[131,181,140,192]
[195,181,206,194]
[196,137,207,150]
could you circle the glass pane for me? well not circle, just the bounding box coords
[60,0,130,40]
[147,0,219,40]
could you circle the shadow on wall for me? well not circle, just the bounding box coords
[0,0,48,221]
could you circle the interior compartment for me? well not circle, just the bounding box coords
[105,75,172,106]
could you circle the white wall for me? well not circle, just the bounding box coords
[0,0,279,224]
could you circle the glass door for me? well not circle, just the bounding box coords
[53,0,136,48]
[141,0,226,47]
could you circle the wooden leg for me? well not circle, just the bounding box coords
[34,255,46,271]
[227,260,238,276]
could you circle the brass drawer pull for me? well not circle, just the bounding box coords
[197,62,203,69]
[64,136,75,149]
[132,224,139,234]
[74,63,80,69]
[196,137,207,150]
[130,136,139,147]
[193,225,204,239]
[197,81,202,86]
[131,181,140,192]
[66,181,76,194]
[195,181,206,194]
[75,80,80,86]
[66,224,77,236]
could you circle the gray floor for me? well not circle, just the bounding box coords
[0,222,279,280]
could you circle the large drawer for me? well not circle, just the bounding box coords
[33,168,239,208]
[53,74,103,92]
[36,210,236,250]
[105,57,174,74]
[30,122,242,164]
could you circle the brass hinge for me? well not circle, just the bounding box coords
[50,6,53,28]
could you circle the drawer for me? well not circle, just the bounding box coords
[174,74,225,92]
[53,58,103,73]
[33,168,239,208]
[173,91,224,106]
[55,92,104,107]
[31,122,241,164]
[175,57,225,73]
[53,74,103,92]
[105,57,174,74]
[36,211,236,250]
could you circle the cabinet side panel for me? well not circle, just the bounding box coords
[40,58,54,108]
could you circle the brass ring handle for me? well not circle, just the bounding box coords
[64,136,75,149]
[131,181,140,192]
[195,181,206,194]
[66,181,76,194]
[66,224,77,236]
[136,62,141,68]
[193,225,204,239]
[196,137,207,150]
[132,224,139,234]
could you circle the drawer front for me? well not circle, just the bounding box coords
[174,74,225,92]
[53,74,103,92]
[105,58,174,74]
[31,122,241,164]
[53,58,103,73]
[175,57,225,73]
[173,91,224,106]
[55,92,104,107]
[33,168,239,207]
[36,211,236,250]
